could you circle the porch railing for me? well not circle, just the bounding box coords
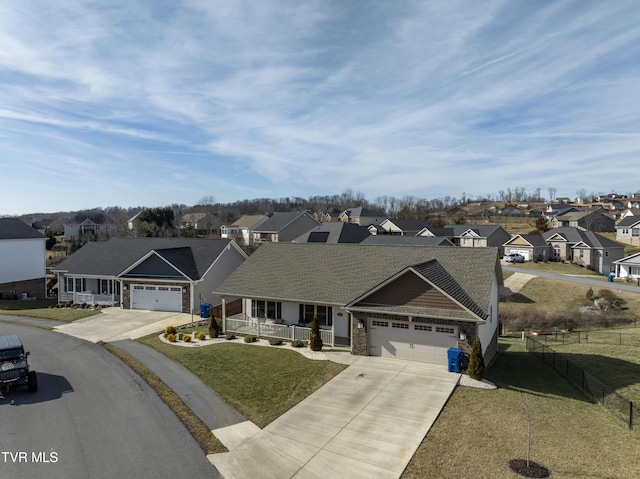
[225,316,334,347]
[59,292,120,306]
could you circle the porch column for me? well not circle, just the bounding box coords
[221,297,227,333]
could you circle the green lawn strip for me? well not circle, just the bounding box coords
[101,342,226,455]
[0,299,101,322]
[509,260,603,276]
[402,337,640,479]
[137,335,348,428]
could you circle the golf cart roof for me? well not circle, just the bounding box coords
[0,335,23,350]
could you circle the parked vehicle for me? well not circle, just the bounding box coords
[0,335,38,393]
[504,253,525,263]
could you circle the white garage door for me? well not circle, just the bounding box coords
[369,319,458,365]
[131,285,182,312]
[509,249,530,260]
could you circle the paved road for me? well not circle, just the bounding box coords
[502,265,640,293]
[0,322,219,479]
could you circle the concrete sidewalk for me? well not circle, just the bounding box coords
[208,357,459,479]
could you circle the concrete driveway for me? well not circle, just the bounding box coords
[54,307,194,343]
[208,356,459,479]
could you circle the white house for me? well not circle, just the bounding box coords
[0,218,47,298]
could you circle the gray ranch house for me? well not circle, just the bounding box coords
[53,238,247,313]
[250,211,319,244]
[215,243,501,366]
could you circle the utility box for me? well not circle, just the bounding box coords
[447,347,463,373]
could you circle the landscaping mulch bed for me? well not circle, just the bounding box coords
[508,459,550,478]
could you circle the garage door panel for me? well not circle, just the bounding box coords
[131,285,182,312]
[369,319,457,365]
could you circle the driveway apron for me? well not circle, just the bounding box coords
[208,356,459,479]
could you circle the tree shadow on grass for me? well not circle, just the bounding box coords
[487,340,640,405]
[501,293,536,304]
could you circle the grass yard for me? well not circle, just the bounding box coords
[402,337,640,479]
[137,335,347,428]
[548,338,640,403]
[500,277,640,317]
[509,261,603,277]
[0,298,101,322]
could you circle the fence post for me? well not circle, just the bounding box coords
[630,401,633,430]
[291,325,295,341]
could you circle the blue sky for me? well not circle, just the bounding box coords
[1,1,640,215]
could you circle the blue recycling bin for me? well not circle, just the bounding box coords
[199,303,211,318]
[608,273,614,282]
[447,348,463,373]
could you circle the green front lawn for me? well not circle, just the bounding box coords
[137,335,347,428]
[402,337,640,479]
[508,260,603,276]
[0,299,101,322]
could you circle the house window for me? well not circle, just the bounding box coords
[579,249,584,258]
[99,279,114,295]
[252,300,281,320]
[630,266,640,276]
[553,245,561,258]
[66,277,86,292]
[633,229,640,237]
[299,304,333,326]
[463,238,471,246]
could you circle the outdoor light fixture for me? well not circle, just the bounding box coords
[357,320,364,329]
[459,331,467,341]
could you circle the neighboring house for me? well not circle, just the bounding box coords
[497,205,521,216]
[360,236,455,246]
[543,228,624,275]
[64,212,117,241]
[418,224,511,255]
[220,215,268,246]
[127,211,143,231]
[216,243,501,366]
[620,207,640,220]
[613,253,640,281]
[544,205,581,217]
[526,208,544,217]
[615,216,640,246]
[31,218,52,234]
[251,212,319,244]
[180,212,223,235]
[293,222,371,244]
[53,238,247,313]
[550,208,615,232]
[312,208,341,223]
[503,234,552,262]
[0,218,47,298]
[378,219,429,236]
[338,207,387,227]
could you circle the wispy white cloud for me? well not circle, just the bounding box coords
[1,0,640,215]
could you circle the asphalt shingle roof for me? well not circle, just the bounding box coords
[0,218,45,240]
[543,228,622,249]
[293,222,371,244]
[216,243,499,319]
[252,212,316,233]
[360,236,453,246]
[53,238,234,280]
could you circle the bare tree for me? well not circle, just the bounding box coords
[547,187,557,203]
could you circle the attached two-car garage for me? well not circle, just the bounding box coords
[130,284,183,312]
[368,319,458,365]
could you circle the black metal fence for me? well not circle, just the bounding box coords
[525,336,638,429]
[529,329,640,347]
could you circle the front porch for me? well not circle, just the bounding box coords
[59,291,121,306]
[224,313,337,348]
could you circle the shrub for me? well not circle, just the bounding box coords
[309,315,323,351]
[269,337,283,346]
[586,287,594,300]
[291,339,305,348]
[467,337,485,380]
[196,331,206,341]
[244,335,257,343]
[225,333,236,340]
[165,325,177,337]
[166,334,177,343]
[183,334,192,343]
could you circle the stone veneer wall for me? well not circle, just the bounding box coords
[0,278,46,299]
[121,280,191,313]
[351,312,368,356]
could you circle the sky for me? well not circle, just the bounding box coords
[1,1,640,216]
